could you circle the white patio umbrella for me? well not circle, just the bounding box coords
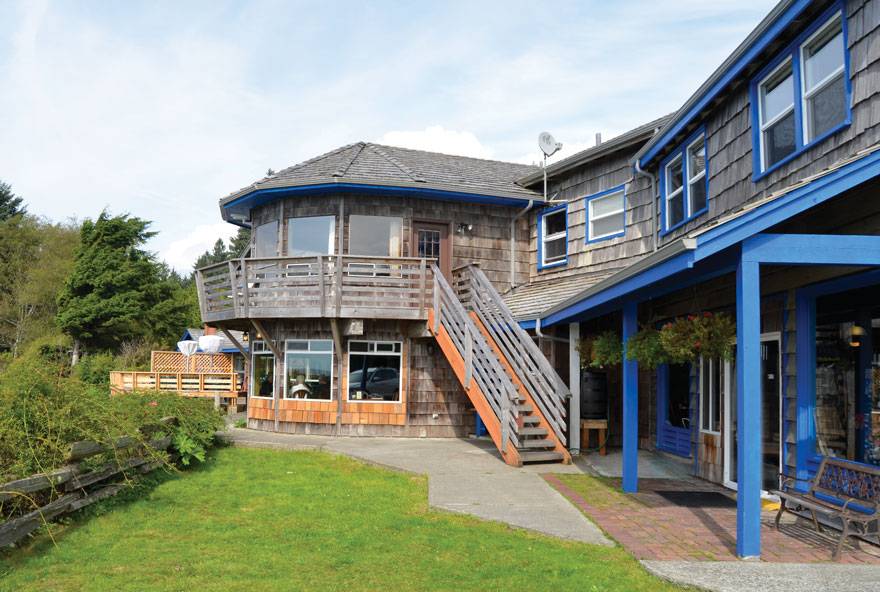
[198,334,223,354]
[177,340,199,371]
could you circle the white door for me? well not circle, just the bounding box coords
[723,333,782,492]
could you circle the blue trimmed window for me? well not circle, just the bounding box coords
[537,204,567,270]
[750,3,850,179]
[585,185,626,243]
[660,129,708,235]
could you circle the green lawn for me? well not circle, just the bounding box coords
[1,447,683,591]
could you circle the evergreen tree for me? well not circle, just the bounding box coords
[56,212,175,360]
[0,181,25,221]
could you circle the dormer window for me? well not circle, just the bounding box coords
[660,129,708,234]
[538,204,567,269]
[751,5,849,179]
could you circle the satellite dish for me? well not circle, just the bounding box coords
[199,335,223,354]
[538,132,563,157]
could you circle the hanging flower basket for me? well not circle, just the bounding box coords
[658,312,736,364]
[577,330,622,368]
[624,327,667,369]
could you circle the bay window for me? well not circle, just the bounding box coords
[287,215,335,256]
[254,220,279,258]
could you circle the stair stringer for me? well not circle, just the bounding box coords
[427,310,522,467]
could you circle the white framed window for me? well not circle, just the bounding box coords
[287,215,335,257]
[758,59,796,171]
[251,341,275,399]
[664,154,685,229]
[284,339,333,401]
[539,205,567,268]
[800,13,846,143]
[686,135,707,215]
[700,357,723,434]
[751,6,849,177]
[586,187,625,242]
[347,341,402,402]
[254,220,279,258]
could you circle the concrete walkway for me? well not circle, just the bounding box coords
[221,427,610,546]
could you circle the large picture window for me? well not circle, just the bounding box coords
[287,216,335,256]
[538,205,567,269]
[349,215,402,257]
[586,186,625,243]
[284,339,333,400]
[347,341,402,402]
[661,129,708,233]
[751,6,849,177]
[254,220,279,258]
[251,341,275,398]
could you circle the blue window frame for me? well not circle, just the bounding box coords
[750,2,851,180]
[585,185,626,244]
[537,203,567,270]
[659,127,708,235]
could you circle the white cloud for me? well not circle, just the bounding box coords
[162,223,238,273]
[377,126,493,159]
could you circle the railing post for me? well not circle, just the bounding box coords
[240,258,250,318]
[317,255,325,317]
[433,273,441,333]
[464,325,473,388]
[419,258,427,318]
[500,387,509,452]
[227,261,238,314]
[335,254,343,316]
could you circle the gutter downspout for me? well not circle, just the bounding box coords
[634,159,658,252]
[534,317,569,344]
[510,199,535,290]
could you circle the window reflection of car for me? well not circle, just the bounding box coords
[348,367,399,400]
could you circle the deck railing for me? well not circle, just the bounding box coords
[109,371,244,398]
[196,255,433,323]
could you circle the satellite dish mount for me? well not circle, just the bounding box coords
[538,132,563,201]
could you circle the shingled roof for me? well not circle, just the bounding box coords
[221,142,542,211]
[503,268,621,321]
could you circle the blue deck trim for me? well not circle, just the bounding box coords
[742,233,880,266]
[638,0,812,168]
[622,301,639,493]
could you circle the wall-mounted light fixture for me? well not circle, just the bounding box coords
[850,325,866,348]
[456,223,473,234]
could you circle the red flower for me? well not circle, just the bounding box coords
[694,340,702,349]
[687,315,696,321]
[703,311,713,318]
[663,323,672,330]
[149,401,158,407]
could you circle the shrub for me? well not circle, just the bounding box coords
[74,351,117,386]
[625,327,667,369]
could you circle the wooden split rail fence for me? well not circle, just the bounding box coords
[0,418,177,548]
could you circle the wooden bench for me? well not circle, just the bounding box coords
[772,457,880,560]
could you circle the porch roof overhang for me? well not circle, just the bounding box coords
[539,143,880,327]
[220,181,540,226]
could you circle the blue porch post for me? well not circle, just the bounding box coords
[736,258,762,558]
[622,300,639,493]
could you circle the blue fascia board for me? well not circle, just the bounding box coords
[541,250,695,326]
[638,0,812,168]
[694,146,880,263]
[518,319,536,330]
[743,233,880,266]
[222,183,537,214]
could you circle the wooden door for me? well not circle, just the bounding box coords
[412,221,450,278]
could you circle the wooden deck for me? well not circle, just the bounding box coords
[196,255,433,323]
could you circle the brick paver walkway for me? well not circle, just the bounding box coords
[544,474,880,564]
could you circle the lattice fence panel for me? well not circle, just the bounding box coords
[151,351,233,373]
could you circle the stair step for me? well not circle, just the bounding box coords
[520,450,565,463]
[519,437,555,449]
[522,415,540,425]
[519,426,548,437]
[516,403,533,413]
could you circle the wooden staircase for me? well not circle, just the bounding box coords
[428,265,571,466]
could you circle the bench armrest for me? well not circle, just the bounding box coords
[778,473,798,492]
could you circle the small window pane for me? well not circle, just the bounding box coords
[349,341,369,352]
[254,221,278,258]
[689,176,707,214]
[349,215,402,257]
[764,110,797,168]
[253,355,275,397]
[667,192,684,227]
[543,237,566,263]
[807,72,846,140]
[288,215,335,256]
[590,192,624,218]
[666,157,683,194]
[286,340,309,351]
[761,68,794,123]
[803,22,844,91]
[311,340,333,352]
[591,215,623,240]
[544,210,566,236]
[687,138,706,179]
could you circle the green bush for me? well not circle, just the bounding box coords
[74,351,117,386]
[0,338,225,517]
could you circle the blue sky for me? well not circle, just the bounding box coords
[0,0,776,271]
